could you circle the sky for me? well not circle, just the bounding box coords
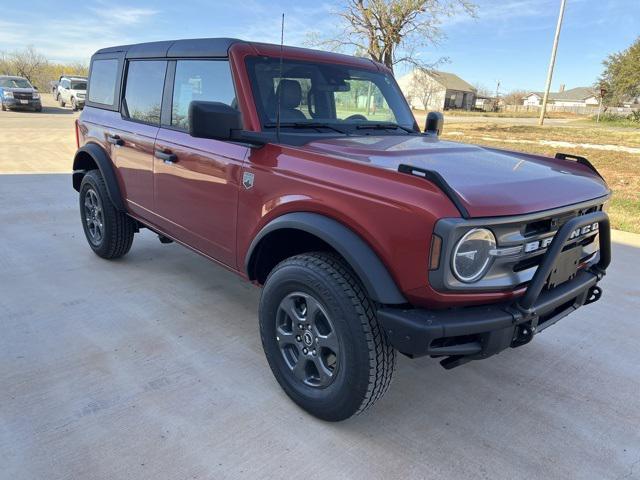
[0,0,638,93]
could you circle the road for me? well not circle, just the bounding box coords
[1,95,639,480]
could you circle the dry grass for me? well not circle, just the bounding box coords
[441,123,640,233]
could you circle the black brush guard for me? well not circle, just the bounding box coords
[377,211,611,369]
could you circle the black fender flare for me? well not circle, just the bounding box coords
[72,143,126,211]
[246,212,407,305]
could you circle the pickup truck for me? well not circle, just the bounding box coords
[71,38,611,421]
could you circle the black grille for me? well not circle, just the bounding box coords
[13,92,33,100]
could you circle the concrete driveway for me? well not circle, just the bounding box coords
[1,97,640,480]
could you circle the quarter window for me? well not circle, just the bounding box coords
[88,59,119,105]
[123,60,166,125]
[171,60,236,130]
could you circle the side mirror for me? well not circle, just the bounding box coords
[189,101,242,141]
[425,111,444,136]
[33,86,38,90]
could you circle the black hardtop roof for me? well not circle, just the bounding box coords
[92,38,380,69]
[95,37,243,59]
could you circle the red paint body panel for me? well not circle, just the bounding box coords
[76,41,610,309]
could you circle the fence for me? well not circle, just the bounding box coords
[501,104,636,116]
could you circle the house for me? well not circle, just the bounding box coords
[397,69,477,111]
[522,86,599,107]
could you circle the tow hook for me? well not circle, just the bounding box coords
[511,323,536,348]
[584,285,602,305]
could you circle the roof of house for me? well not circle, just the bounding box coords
[523,87,596,101]
[427,70,476,92]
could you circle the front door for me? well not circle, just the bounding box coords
[153,59,248,267]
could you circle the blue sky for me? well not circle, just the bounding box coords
[0,0,637,93]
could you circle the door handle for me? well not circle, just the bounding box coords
[106,134,123,146]
[155,149,178,164]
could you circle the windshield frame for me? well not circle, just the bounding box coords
[244,56,418,136]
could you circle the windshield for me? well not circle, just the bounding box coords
[0,77,32,89]
[246,57,417,134]
[71,81,87,90]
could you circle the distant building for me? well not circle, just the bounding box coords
[397,69,477,111]
[522,86,599,107]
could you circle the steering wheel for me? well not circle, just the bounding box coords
[344,114,367,122]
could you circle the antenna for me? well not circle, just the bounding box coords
[276,13,285,143]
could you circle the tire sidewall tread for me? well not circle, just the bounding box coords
[79,170,134,259]
[259,252,396,421]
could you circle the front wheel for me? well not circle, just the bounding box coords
[79,170,136,259]
[71,98,78,111]
[259,253,396,421]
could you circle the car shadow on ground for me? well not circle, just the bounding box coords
[41,105,76,115]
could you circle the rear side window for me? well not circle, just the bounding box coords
[123,60,166,125]
[88,59,118,105]
[171,60,236,130]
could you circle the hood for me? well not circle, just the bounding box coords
[303,135,609,217]
[3,87,36,93]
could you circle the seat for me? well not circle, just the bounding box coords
[275,80,307,121]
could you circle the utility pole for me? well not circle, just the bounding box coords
[538,0,567,126]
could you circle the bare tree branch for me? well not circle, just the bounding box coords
[308,0,477,73]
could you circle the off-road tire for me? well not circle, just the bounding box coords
[79,169,135,259]
[59,96,65,107]
[1,102,5,111]
[71,98,78,111]
[259,252,396,421]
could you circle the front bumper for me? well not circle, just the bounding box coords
[378,211,611,369]
[3,98,42,109]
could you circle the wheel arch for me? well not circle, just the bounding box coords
[245,212,407,305]
[72,143,126,211]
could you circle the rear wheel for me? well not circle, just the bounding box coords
[58,96,65,107]
[79,170,135,259]
[259,252,396,421]
[1,102,5,111]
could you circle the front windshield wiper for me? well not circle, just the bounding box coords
[355,122,416,134]
[264,122,349,135]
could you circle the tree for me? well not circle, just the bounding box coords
[472,82,493,98]
[9,46,49,85]
[599,37,640,105]
[314,0,476,73]
[408,69,440,110]
[502,90,527,106]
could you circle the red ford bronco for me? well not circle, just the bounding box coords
[72,38,611,421]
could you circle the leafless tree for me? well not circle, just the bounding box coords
[408,69,440,110]
[8,46,49,84]
[473,82,492,97]
[312,0,476,73]
[502,90,528,106]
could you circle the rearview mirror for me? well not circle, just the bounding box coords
[189,101,242,141]
[425,111,444,136]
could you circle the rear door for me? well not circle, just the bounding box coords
[153,59,248,267]
[109,59,167,217]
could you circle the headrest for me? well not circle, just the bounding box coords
[276,79,302,109]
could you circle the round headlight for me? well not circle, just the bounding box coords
[451,228,496,283]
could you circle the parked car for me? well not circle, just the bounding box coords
[72,38,611,421]
[57,75,87,110]
[49,80,59,95]
[0,75,42,112]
